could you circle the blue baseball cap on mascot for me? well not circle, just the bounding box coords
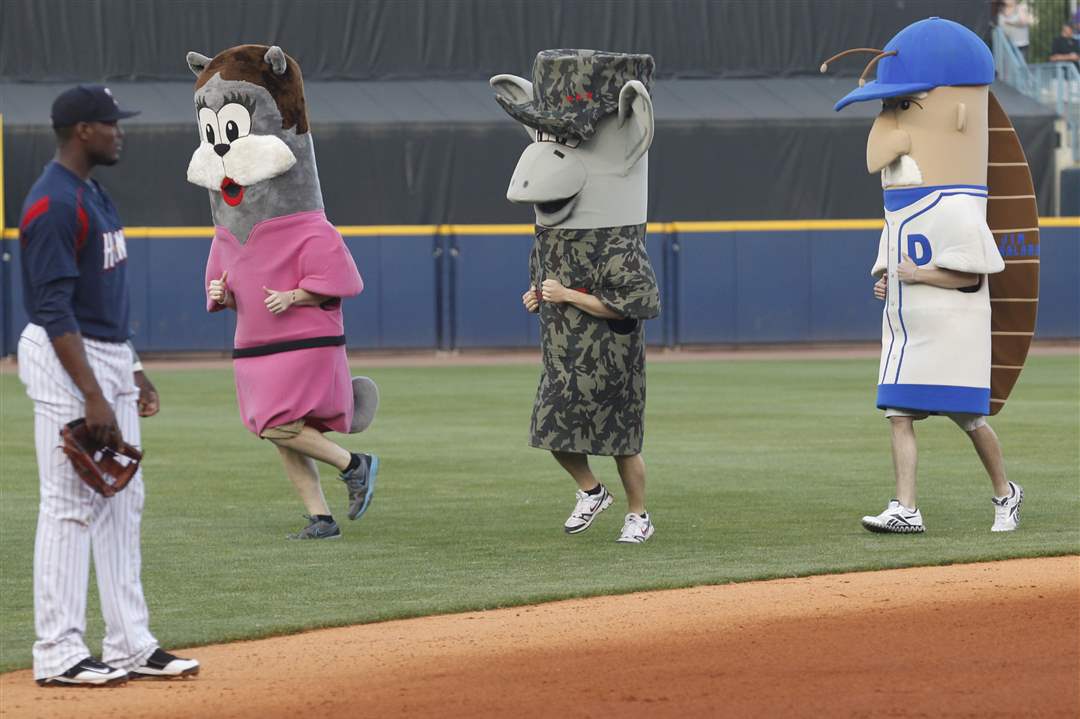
[833,17,994,111]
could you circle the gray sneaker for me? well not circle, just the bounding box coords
[286,515,342,540]
[340,453,379,520]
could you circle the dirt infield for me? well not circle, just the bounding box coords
[2,556,1076,718]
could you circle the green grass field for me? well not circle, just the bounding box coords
[1,355,1077,671]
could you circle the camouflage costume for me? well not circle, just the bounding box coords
[496,50,655,141]
[529,224,660,455]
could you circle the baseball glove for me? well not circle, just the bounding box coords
[59,419,143,497]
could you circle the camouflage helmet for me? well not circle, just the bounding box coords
[495,49,655,141]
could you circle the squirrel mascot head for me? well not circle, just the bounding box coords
[185,45,323,244]
[490,50,656,229]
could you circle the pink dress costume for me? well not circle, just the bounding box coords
[205,209,362,436]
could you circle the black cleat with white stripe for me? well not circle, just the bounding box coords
[37,657,128,687]
[130,648,200,680]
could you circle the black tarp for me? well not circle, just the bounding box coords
[1,78,1057,226]
[1,0,989,82]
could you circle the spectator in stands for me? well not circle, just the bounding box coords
[998,0,1035,61]
[1049,23,1080,71]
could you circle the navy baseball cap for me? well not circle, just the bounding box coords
[834,18,994,111]
[51,84,140,128]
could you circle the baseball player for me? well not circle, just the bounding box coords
[17,85,199,686]
[826,18,1024,533]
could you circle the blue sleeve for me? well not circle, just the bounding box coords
[22,200,80,286]
[22,201,80,337]
[38,279,80,339]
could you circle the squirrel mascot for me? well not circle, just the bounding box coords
[185,45,380,540]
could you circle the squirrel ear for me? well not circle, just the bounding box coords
[265,46,287,75]
[186,51,212,77]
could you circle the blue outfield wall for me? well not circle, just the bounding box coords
[0,225,1077,356]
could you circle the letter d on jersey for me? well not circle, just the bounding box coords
[907,234,932,266]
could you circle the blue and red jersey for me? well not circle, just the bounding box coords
[19,161,131,342]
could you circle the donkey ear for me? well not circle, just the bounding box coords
[490,74,533,104]
[265,46,287,75]
[186,51,212,77]
[617,80,655,172]
[490,74,536,140]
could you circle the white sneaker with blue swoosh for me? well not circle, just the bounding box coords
[861,500,925,534]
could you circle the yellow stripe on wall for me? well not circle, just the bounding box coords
[2,217,1078,241]
[1040,217,1080,228]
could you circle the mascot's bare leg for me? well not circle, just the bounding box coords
[964,423,1009,497]
[274,445,330,516]
[263,423,379,532]
[614,454,647,516]
[269,425,352,469]
[551,451,600,492]
[888,416,919,510]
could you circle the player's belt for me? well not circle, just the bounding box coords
[232,334,346,358]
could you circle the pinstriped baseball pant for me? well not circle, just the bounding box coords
[18,324,157,680]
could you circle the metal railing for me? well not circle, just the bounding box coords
[993,26,1080,163]
[1031,61,1080,160]
[993,25,1039,94]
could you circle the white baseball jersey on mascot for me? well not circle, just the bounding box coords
[872,185,1005,415]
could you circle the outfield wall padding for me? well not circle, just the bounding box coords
[2,227,1076,357]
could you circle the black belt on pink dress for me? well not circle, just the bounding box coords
[232,334,346,359]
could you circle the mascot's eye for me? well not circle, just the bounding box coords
[900,100,911,111]
[198,107,218,145]
[217,102,252,142]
